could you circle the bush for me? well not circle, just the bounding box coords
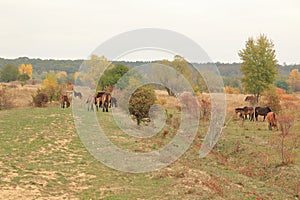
[129,85,157,125]
[0,85,13,109]
[32,90,49,107]
[261,86,281,113]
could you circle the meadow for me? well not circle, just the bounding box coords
[0,87,299,200]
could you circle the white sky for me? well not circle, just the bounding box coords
[0,0,299,64]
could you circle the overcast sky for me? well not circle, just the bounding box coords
[0,0,299,64]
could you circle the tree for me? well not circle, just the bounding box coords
[42,73,61,101]
[238,34,277,102]
[0,64,19,82]
[18,64,33,79]
[81,55,113,88]
[287,69,300,92]
[275,78,289,92]
[157,56,199,96]
[98,64,129,90]
[129,85,157,125]
[17,73,30,86]
[56,71,68,85]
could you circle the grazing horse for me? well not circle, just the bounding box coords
[244,106,254,121]
[86,94,95,111]
[255,106,271,121]
[101,92,111,112]
[94,91,105,111]
[245,95,257,106]
[73,90,82,99]
[266,112,278,130]
[60,95,70,108]
[235,107,246,119]
[235,106,254,121]
[110,97,117,108]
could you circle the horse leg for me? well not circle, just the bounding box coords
[268,123,272,130]
[251,113,254,121]
[91,103,94,112]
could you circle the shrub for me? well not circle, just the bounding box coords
[0,85,13,109]
[32,89,49,107]
[129,85,156,125]
[261,86,281,113]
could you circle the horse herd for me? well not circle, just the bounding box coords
[59,90,117,112]
[86,91,117,112]
[235,96,278,131]
[60,92,278,130]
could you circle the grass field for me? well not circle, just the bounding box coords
[0,93,299,199]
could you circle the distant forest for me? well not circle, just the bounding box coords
[0,57,299,79]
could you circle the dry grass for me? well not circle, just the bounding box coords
[1,82,41,108]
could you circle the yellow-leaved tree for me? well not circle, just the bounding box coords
[42,73,61,101]
[287,69,300,92]
[18,64,33,79]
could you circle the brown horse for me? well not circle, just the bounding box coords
[266,112,278,130]
[235,106,254,121]
[60,95,70,108]
[245,95,257,106]
[94,91,105,111]
[101,92,111,112]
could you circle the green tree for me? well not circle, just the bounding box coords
[157,56,200,96]
[238,34,277,102]
[129,85,156,125]
[275,78,289,92]
[0,64,19,82]
[98,64,129,90]
[17,73,30,86]
[81,55,113,88]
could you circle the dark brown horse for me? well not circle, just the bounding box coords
[60,95,70,108]
[255,106,272,121]
[94,91,105,111]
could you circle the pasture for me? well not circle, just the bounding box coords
[0,91,299,199]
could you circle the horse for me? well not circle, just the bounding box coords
[235,107,246,119]
[110,97,117,108]
[73,90,82,99]
[60,94,70,108]
[101,92,111,112]
[266,112,278,130]
[244,106,254,121]
[86,94,95,111]
[94,91,105,111]
[245,95,257,106]
[255,106,272,121]
[235,106,254,121]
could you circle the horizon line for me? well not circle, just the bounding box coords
[0,56,299,66]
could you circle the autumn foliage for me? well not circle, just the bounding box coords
[18,64,33,79]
